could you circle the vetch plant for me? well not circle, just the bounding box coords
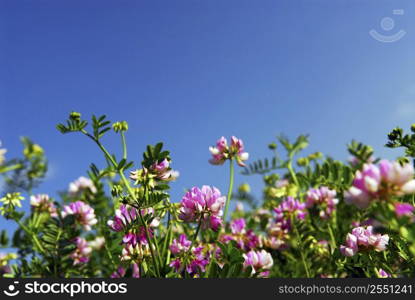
[2,113,415,278]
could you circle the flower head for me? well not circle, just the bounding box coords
[68,176,97,196]
[274,197,307,221]
[107,205,158,232]
[169,234,210,277]
[243,250,273,277]
[179,186,226,231]
[306,186,338,219]
[209,136,249,167]
[345,160,415,208]
[30,194,57,217]
[220,218,261,251]
[340,226,389,257]
[394,202,414,218]
[62,201,97,231]
[70,237,92,265]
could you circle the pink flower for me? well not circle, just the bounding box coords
[274,197,307,221]
[68,176,97,195]
[110,263,140,278]
[150,159,179,181]
[345,160,415,208]
[30,194,58,217]
[107,205,159,232]
[122,227,152,247]
[209,136,249,167]
[340,226,389,257]
[170,234,192,255]
[169,234,210,277]
[306,187,338,219]
[378,268,391,278]
[179,186,226,231]
[62,201,97,231]
[220,218,261,251]
[243,250,273,277]
[394,202,414,218]
[70,237,92,265]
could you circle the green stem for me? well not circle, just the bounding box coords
[188,217,203,256]
[223,159,235,222]
[327,223,336,254]
[287,159,299,186]
[121,132,127,160]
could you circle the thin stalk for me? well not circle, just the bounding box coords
[327,223,336,254]
[188,217,203,255]
[287,159,299,186]
[292,216,310,277]
[223,159,235,222]
[121,132,127,160]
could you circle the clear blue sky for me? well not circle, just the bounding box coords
[1,0,415,234]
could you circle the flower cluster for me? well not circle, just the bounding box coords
[70,237,92,265]
[243,250,273,277]
[209,136,249,167]
[150,159,179,181]
[340,226,389,257]
[169,234,210,277]
[274,197,307,221]
[179,186,225,231]
[30,194,57,217]
[62,201,97,231]
[220,218,261,251]
[264,197,306,251]
[68,176,97,196]
[345,160,415,208]
[306,186,338,219]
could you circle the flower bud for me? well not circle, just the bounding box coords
[112,121,129,133]
[69,111,82,121]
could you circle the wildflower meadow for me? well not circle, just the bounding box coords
[2,112,415,278]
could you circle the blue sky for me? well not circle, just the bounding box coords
[1,0,415,234]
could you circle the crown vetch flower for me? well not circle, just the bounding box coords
[107,205,159,232]
[394,202,414,218]
[220,218,261,251]
[243,250,273,277]
[70,237,92,265]
[169,234,210,277]
[170,234,192,255]
[68,176,97,196]
[306,186,338,219]
[209,136,249,167]
[345,160,415,208]
[340,226,389,257]
[62,201,97,231]
[179,185,226,231]
[274,197,307,221]
[30,194,58,217]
